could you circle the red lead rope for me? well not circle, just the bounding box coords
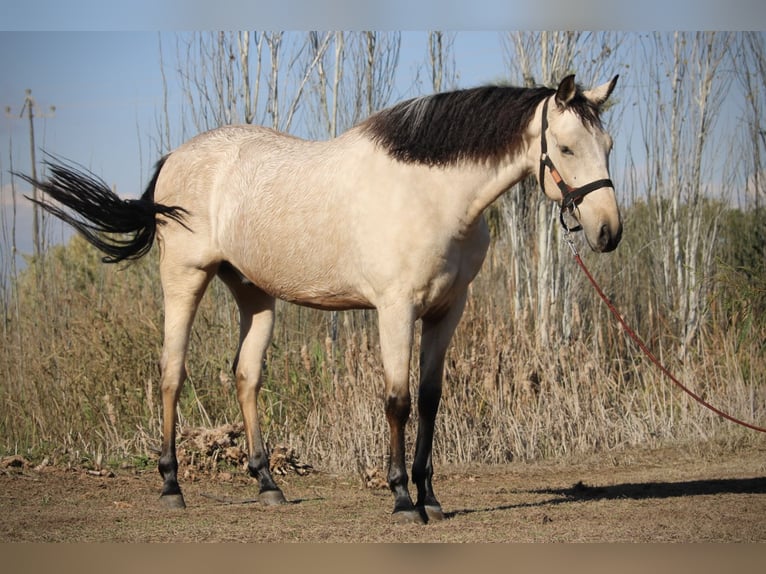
[567,237,766,434]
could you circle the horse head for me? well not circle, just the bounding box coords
[537,74,622,253]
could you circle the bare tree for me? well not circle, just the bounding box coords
[170,32,238,137]
[733,32,766,210]
[427,31,457,93]
[635,32,733,356]
[346,32,400,124]
[305,31,345,140]
[238,31,263,126]
[264,32,282,129]
[166,32,329,146]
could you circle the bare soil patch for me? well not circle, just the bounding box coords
[2,442,765,542]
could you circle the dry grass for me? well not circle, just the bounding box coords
[1,230,765,477]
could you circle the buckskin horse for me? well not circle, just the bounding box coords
[22,74,621,523]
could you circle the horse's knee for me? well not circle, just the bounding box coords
[385,392,411,424]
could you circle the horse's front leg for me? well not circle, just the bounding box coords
[378,304,421,523]
[412,292,468,522]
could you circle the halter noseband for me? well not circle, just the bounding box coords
[538,97,614,232]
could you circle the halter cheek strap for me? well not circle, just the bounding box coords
[538,97,614,232]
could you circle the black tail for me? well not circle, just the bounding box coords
[15,155,187,263]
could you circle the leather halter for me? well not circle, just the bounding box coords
[538,97,614,232]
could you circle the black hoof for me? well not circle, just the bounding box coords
[160,493,186,509]
[259,489,287,506]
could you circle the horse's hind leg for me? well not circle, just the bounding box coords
[218,265,286,505]
[157,264,215,509]
[413,292,468,522]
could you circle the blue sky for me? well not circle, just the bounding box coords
[0,31,510,183]
[0,32,169,256]
[1,33,166,183]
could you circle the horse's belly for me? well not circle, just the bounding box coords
[277,287,374,311]
[230,255,374,311]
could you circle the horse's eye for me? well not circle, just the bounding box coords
[560,146,574,156]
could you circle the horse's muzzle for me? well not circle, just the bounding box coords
[592,219,622,253]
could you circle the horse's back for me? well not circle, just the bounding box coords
[155,125,301,199]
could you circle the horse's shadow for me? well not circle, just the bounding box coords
[445,476,766,519]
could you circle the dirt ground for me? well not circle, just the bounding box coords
[2,442,766,543]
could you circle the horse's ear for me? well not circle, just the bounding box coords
[584,75,619,107]
[555,75,577,108]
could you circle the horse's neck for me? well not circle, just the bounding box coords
[460,149,535,230]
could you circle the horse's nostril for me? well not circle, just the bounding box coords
[597,221,622,252]
[599,223,609,249]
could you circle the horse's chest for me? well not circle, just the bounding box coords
[412,268,461,315]
[410,228,490,315]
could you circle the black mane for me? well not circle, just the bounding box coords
[361,84,602,167]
